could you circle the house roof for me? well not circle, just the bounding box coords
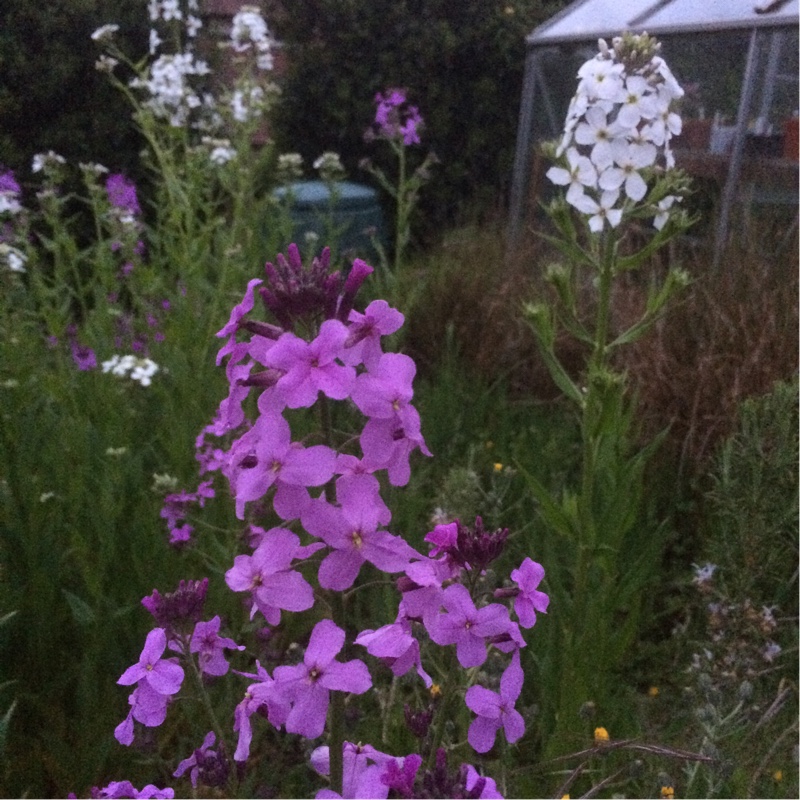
[528,0,799,46]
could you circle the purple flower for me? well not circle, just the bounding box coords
[465,650,525,753]
[360,409,431,486]
[92,780,174,798]
[342,300,404,370]
[355,618,432,687]
[273,619,372,739]
[263,320,355,408]
[225,528,320,624]
[71,341,97,371]
[114,682,171,745]
[106,173,141,215]
[173,731,229,789]
[368,89,424,146]
[117,628,185,695]
[233,661,290,762]
[351,352,416,421]
[381,753,422,797]
[509,557,549,628]
[311,742,404,800]
[427,584,512,668]
[215,278,263,365]
[0,168,21,195]
[301,491,419,591]
[190,616,245,676]
[227,412,336,519]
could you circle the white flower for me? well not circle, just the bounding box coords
[572,189,622,232]
[1,243,27,272]
[161,0,182,22]
[186,14,202,37]
[616,76,658,129]
[762,641,782,663]
[209,145,237,165]
[149,28,162,55]
[32,150,66,173]
[0,194,21,215]
[549,33,684,232]
[91,24,119,42]
[653,195,679,230]
[574,106,626,171]
[546,147,598,205]
[95,55,119,73]
[231,86,265,123]
[598,140,656,201]
[577,57,625,102]
[102,354,159,386]
[692,562,717,585]
[231,7,271,52]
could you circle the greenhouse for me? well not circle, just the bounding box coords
[510,0,799,263]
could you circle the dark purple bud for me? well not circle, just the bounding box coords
[337,258,374,320]
[396,575,422,593]
[493,586,520,600]
[141,578,208,634]
[404,703,434,739]
[238,368,283,388]
[239,319,284,339]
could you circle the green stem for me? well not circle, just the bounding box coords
[394,142,407,274]
[318,393,347,795]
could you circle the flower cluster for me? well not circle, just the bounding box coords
[365,89,424,146]
[0,168,22,216]
[230,4,274,71]
[101,354,160,386]
[108,245,549,797]
[547,32,684,231]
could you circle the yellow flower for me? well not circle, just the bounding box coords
[648,686,660,697]
[773,770,783,781]
[594,726,609,744]
[560,795,570,800]
[493,462,504,473]
[660,786,674,799]
[430,684,442,699]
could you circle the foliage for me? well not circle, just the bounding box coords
[266,0,568,239]
[0,0,147,174]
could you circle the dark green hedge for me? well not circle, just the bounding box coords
[266,0,567,239]
[0,0,147,177]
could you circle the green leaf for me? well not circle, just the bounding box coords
[62,589,95,626]
[515,462,580,543]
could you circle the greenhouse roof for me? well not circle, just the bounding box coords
[528,0,799,45]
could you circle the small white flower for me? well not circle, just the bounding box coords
[40,491,57,503]
[209,145,237,165]
[161,0,182,22]
[95,55,119,73]
[105,446,129,457]
[616,76,658,129]
[91,24,119,42]
[186,14,202,37]
[653,195,679,230]
[762,641,782,663]
[572,189,622,232]
[149,28,162,55]
[0,194,21,215]
[692,562,717,585]
[577,57,625,102]
[546,146,598,205]
[32,150,66,173]
[574,106,626,170]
